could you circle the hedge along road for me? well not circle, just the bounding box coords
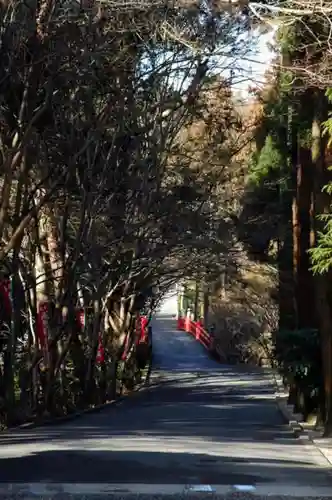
[0,314,331,498]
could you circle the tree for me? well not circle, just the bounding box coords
[0,0,250,426]
[236,12,332,433]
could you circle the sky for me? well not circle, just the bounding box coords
[140,26,277,102]
[231,29,277,97]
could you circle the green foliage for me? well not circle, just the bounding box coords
[275,328,321,394]
[310,213,332,274]
[238,128,287,260]
[297,128,311,148]
[323,96,332,149]
[278,70,295,95]
[248,135,284,186]
[310,88,332,274]
[323,89,332,147]
[277,25,297,56]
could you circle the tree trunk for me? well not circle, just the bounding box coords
[311,90,332,435]
[85,299,101,405]
[194,280,199,321]
[203,286,209,326]
[277,101,296,332]
[293,146,316,329]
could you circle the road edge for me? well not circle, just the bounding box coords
[3,365,160,434]
[270,368,332,467]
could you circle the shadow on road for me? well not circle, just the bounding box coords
[0,369,315,448]
[0,315,330,488]
[0,374,330,486]
[0,446,330,485]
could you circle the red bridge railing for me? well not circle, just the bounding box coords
[177,316,211,351]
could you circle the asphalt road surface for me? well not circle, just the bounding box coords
[0,314,332,498]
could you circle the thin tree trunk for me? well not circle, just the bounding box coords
[294,146,316,329]
[203,286,209,326]
[194,280,199,321]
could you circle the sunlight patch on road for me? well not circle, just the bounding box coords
[0,433,326,473]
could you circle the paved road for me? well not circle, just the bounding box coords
[0,314,331,498]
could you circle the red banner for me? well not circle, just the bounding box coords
[139,316,148,343]
[135,314,148,344]
[121,313,148,361]
[76,308,104,363]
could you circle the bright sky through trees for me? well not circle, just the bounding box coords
[232,29,276,97]
[139,28,276,100]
